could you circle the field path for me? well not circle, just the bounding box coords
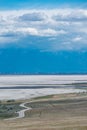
[16,102,32,119]
[5,102,32,120]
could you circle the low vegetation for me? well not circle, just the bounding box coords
[0,93,87,129]
[0,100,22,119]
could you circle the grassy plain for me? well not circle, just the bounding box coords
[0,92,87,129]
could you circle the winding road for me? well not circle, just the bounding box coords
[5,102,32,120]
[16,102,32,119]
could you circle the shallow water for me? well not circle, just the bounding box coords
[0,75,87,100]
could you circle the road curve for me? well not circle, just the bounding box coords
[5,102,32,120]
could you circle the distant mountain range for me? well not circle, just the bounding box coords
[0,47,87,74]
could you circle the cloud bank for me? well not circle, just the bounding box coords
[0,9,87,51]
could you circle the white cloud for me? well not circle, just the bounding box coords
[0,9,87,51]
[19,12,46,21]
[72,37,82,42]
[54,9,87,22]
[16,27,38,35]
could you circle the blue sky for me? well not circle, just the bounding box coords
[0,0,87,74]
[0,0,87,9]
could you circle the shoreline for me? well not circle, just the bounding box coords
[0,88,86,101]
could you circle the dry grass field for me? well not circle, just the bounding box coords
[1,93,87,130]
